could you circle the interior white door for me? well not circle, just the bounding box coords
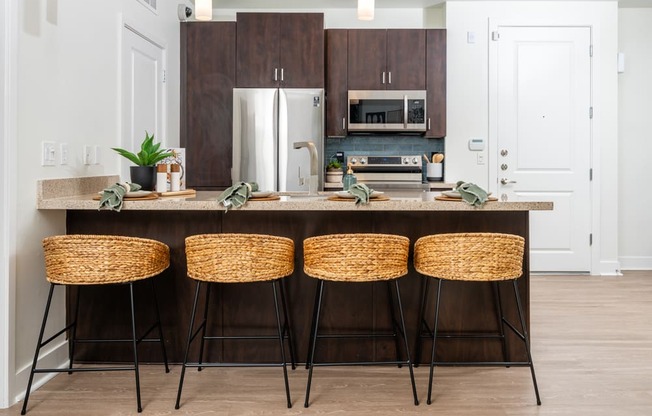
[121,25,165,182]
[494,26,592,272]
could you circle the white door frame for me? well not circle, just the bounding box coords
[120,20,167,181]
[489,19,599,275]
[0,0,18,408]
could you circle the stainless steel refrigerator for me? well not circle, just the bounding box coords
[232,88,324,192]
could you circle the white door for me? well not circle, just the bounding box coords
[493,26,592,272]
[121,25,165,182]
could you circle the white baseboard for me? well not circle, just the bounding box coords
[13,340,68,405]
[619,256,652,271]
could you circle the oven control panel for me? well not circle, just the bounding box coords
[347,155,422,167]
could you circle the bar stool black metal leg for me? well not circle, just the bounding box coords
[279,278,297,370]
[68,285,81,375]
[149,279,169,373]
[197,282,212,372]
[305,279,322,369]
[386,281,402,367]
[414,276,431,367]
[513,280,542,405]
[176,281,203,409]
[304,280,325,408]
[21,283,56,415]
[492,282,509,366]
[427,279,443,405]
[394,280,419,406]
[272,281,292,408]
[127,282,143,413]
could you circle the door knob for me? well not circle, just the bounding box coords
[500,178,517,185]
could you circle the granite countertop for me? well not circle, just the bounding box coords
[37,176,553,212]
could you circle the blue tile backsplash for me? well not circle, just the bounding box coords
[324,135,445,182]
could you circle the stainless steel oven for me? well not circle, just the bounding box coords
[348,90,427,133]
[347,155,427,190]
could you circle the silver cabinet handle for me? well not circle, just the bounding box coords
[500,178,517,185]
[388,71,392,84]
[428,118,431,130]
[281,68,284,82]
[382,71,386,84]
[274,68,278,81]
[342,117,346,131]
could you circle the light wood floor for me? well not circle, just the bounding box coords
[3,271,652,415]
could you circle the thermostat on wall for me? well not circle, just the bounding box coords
[468,138,485,151]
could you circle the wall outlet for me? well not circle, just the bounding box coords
[477,153,485,165]
[83,145,96,165]
[94,145,101,165]
[41,141,56,166]
[59,143,69,165]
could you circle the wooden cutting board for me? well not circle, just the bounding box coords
[248,195,281,201]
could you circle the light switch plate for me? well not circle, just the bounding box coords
[41,141,56,166]
[59,143,68,165]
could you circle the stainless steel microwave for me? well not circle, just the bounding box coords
[348,90,427,133]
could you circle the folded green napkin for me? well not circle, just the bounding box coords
[217,182,259,210]
[348,183,374,205]
[98,182,142,212]
[456,181,488,207]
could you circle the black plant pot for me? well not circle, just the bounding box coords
[129,166,156,191]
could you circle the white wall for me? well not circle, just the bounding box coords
[444,1,619,275]
[618,8,652,270]
[4,0,185,407]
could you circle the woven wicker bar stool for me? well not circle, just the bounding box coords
[21,235,170,415]
[413,232,541,405]
[176,233,296,409]
[303,233,419,407]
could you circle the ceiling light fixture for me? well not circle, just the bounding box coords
[195,0,213,21]
[357,0,374,21]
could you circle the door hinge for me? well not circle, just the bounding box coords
[162,69,167,83]
[589,107,593,119]
[589,45,593,57]
[589,168,593,181]
[491,31,500,41]
[590,233,593,246]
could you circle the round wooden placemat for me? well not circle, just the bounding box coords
[435,195,498,202]
[92,194,159,201]
[327,195,390,202]
[248,195,281,201]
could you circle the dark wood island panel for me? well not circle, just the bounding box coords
[66,209,530,365]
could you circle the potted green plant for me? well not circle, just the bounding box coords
[325,159,343,184]
[112,132,173,191]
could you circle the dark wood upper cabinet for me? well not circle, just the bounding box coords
[236,13,324,88]
[348,29,425,91]
[347,29,387,90]
[425,29,447,138]
[387,30,426,90]
[180,22,236,189]
[325,30,348,137]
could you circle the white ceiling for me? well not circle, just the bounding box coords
[204,0,651,9]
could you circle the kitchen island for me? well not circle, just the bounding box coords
[37,176,552,365]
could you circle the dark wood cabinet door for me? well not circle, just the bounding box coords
[347,29,387,90]
[386,29,426,90]
[279,13,324,88]
[181,22,236,189]
[325,30,348,137]
[236,13,280,87]
[425,29,447,138]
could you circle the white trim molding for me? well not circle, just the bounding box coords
[0,0,18,409]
